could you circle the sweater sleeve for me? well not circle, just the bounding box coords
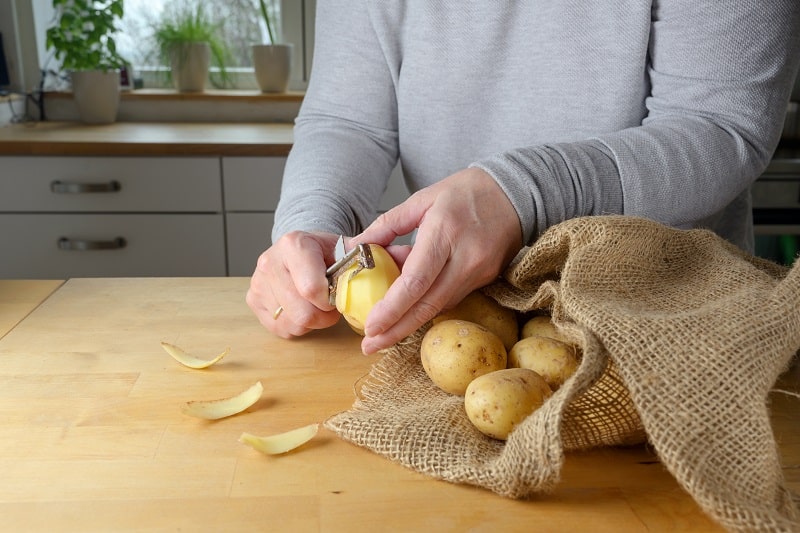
[271,0,399,242]
[474,0,800,247]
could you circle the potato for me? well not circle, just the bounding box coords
[433,291,519,351]
[335,244,401,335]
[464,368,552,440]
[421,319,507,395]
[520,315,571,344]
[508,335,578,390]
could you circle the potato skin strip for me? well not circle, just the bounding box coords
[182,381,264,420]
[239,423,319,455]
[161,342,229,369]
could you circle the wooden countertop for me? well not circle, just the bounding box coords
[0,121,294,157]
[0,277,797,532]
[0,280,64,337]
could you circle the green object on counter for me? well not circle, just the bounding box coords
[778,235,798,266]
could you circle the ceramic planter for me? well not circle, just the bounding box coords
[171,42,210,92]
[70,70,120,124]
[252,44,292,93]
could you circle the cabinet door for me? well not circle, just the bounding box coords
[378,164,410,211]
[0,156,222,212]
[0,214,226,278]
[226,212,274,277]
[222,157,285,211]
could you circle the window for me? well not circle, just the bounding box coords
[10,0,314,92]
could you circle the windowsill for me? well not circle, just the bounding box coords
[44,88,306,103]
[37,89,305,124]
[0,93,24,102]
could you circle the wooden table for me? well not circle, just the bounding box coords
[1,278,797,532]
[0,280,64,337]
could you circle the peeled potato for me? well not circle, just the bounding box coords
[520,315,571,345]
[508,335,578,390]
[335,244,400,335]
[434,291,519,351]
[464,368,552,440]
[421,319,507,395]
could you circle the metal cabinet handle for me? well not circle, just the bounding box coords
[57,237,127,251]
[50,180,122,194]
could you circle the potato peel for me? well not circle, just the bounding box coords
[182,381,264,420]
[239,423,319,455]
[161,342,229,369]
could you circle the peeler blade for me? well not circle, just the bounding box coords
[326,241,375,305]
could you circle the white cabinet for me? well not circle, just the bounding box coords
[222,157,284,276]
[0,157,222,212]
[0,156,226,279]
[0,154,410,279]
[225,212,274,276]
[221,157,410,276]
[0,214,225,278]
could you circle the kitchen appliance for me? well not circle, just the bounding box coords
[752,152,800,265]
[0,32,10,94]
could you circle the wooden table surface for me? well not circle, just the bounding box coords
[0,280,64,337]
[1,277,797,532]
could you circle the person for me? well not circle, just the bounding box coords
[247,1,800,355]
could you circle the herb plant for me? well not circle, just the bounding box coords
[46,0,127,72]
[153,3,231,87]
[258,0,277,44]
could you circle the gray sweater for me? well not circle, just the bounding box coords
[274,0,800,252]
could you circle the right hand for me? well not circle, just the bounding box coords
[246,231,343,338]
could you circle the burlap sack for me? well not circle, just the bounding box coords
[325,215,800,533]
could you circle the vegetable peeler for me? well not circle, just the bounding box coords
[326,236,375,305]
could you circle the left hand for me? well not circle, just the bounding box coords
[355,166,522,354]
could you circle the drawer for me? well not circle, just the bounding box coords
[0,214,226,278]
[225,212,274,276]
[222,157,285,211]
[0,156,222,212]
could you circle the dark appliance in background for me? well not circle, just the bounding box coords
[752,104,800,266]
[0,32,10,95]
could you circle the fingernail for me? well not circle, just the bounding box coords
[361,339,377,355]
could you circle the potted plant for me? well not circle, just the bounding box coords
[46,0,127,124]
[252,0,292,93]
[153,4,231,92]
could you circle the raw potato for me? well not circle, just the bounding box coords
[421,319,507,395]
[464,367,552,440]
[181,381,263,420]
[239,423,319,455]
[520,315,571,345]
[335,244,400,335]
[434,291,519,351]
[508,335,578,390]
[161,342,229,369]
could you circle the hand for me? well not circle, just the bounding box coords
[355,167,523,354]
[246,231,342,338]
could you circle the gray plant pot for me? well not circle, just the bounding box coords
[71,70,120,124]
[252,44,293,93]
[171,42,210,92]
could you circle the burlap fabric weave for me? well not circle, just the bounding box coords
[325,215,800,532]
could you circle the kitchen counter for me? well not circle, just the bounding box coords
[0,277,797,532]
[0,121,294,156]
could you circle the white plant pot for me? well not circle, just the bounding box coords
[252,44,293,93]
[71,70,120,124]
[171,42,210,92]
